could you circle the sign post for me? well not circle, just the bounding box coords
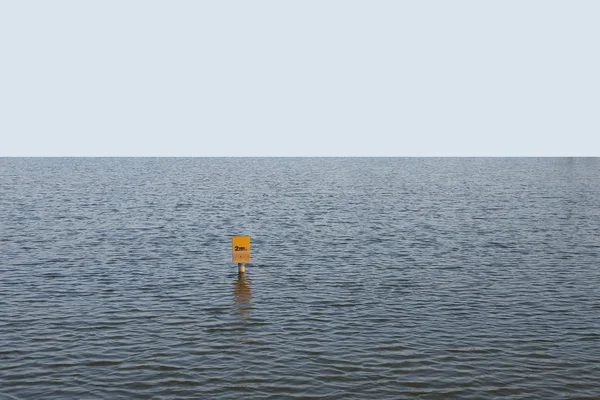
[232,236,250,274]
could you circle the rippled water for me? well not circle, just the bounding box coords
[1,158,599,399]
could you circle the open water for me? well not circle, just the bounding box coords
[1,158,599,399]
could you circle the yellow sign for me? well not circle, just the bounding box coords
[232,236,250,263]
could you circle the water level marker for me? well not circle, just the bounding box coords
[232,235,250,274]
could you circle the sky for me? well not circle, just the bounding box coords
[1,1,599,156]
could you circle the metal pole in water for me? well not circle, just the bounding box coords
[238,263,246,274]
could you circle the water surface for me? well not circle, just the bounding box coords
[1,158,599,399]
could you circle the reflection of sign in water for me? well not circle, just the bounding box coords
[232,236,250,263]
[233,275,252,319]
